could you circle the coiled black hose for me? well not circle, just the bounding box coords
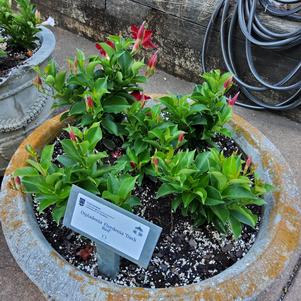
[201,0,301,110]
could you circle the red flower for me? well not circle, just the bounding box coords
[131,91,151,108]
[178,132,185,143]
[130,161,136,169]
[96,40,115,57]
[15,176,21,186]
[246,156,252,169]
[131,91,151,101]
[86,96,94,110]
[224,77,233,90]
[69,130,76,142]
[146,50,158,77]
[152,156,159,172]
[147,51,158,69]
[131,22,157,51]
[228,92,240,106]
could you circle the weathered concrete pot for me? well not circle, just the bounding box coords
[0,113,300,301]
[0,26,55,175]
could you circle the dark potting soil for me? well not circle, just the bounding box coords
[0,40,40,79]
[33,133,262,288]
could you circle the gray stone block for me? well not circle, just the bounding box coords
[32,0,301,122]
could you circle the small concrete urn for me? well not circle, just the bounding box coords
[0,26,55,175]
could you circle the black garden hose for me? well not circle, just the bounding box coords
[201,0,301,110]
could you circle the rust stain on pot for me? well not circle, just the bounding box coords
[69,270,85,282]
[107,293,129,301]
[231,115,263,148]
[50,250,66,268]
[10,220,23,230]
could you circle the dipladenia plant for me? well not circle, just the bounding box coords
[15,22,273,238]
[34,22,158,135]
[14,123,136,223]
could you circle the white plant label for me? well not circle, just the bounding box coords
[70,192,150,260]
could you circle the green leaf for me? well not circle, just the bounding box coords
[194,187,207,204]
[131,60,145,73]
[103,96,130,113]
[125,196,141,208]
[231,207,257,228]
[45,173,63,186]
[229,216,242,239]
[94,77,108,100]
[85,124,102,149]
[119,176,137,200]
[102,116,119,136]
[69,101,86,116]
[102,190,120,204]
[182,192,195,208]
[210,171,227,191]
[156,183,179,198]
[80,180,99,195]
[195,151,211,173]
[54,71,66,91]
[26,159,45,175]
[207,185,222,200]
[98,42,114,57]
[86,61,100,77]
[118,51,133,72]
[171,197,181,211]
[39,197,58,212]
[61,140,81,162]
[211,205,229,224]
[57,155,77,167]
[222,155,241,179]
[206,198,225,206]
[14,167,39,177]
[222,185,260,200]
[52,205,67,224]
[134,139,148,156]
[40,144,54,170]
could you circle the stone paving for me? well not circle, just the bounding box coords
[0,27,301,300]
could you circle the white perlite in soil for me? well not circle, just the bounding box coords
[33,182,261,288]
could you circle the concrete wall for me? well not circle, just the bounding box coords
[33,0,301,121]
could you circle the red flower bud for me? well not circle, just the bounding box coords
[224,77,233,90]
[69,130,76,142]
[246,156,252,168]
[178,132,185,143]
[228,92,240,106]
[147,50,158,69]
[130,161,136,169]
[152,157,159,172]
[146,50,158,77]
[15,176,21,186]
[86,96,94,109]
[137,21,145,40]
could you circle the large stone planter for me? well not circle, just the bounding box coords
[0,26,55,175]
[0,113,300,301]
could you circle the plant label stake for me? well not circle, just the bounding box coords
[63,185,162,279]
